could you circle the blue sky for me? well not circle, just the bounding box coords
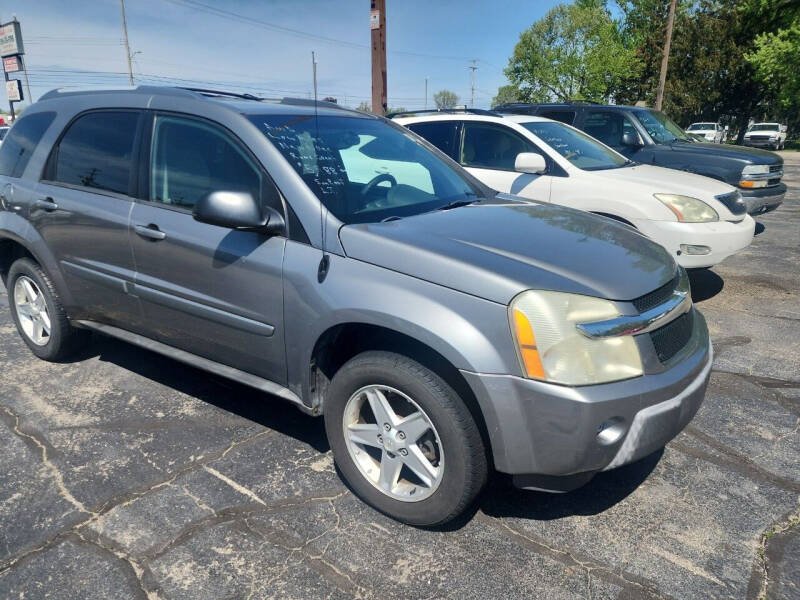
[4,0,563,109]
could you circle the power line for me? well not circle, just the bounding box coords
[158,0,477,62]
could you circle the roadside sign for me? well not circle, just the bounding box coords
[370,9,380,30]
[6,79,22,102]
[3,55,20,73]
[0,22,24,58]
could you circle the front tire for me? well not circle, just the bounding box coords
[7,258,89,361]
[324,351,488,526]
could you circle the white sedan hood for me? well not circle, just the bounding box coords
[594,164,735,199]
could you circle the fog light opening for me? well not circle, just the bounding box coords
[680,244,711,256]
[596,417,626,445]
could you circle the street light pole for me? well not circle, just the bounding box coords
[119,0,134,86]
[425,76,428,109]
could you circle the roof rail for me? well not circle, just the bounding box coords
[280,97,341,109]
[178,87,263,101]
[386,107,501,119]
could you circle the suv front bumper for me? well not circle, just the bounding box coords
[460,310,711,492]
[740,183,786,214]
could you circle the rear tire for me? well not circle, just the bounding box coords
[7,258,90,361]
[324,351,488,526]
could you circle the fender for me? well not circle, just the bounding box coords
[281,242,519,404]
[0,211,75,307]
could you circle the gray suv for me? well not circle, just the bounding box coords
[0,87,711,526]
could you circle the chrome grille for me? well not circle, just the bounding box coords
[633,271,680,314]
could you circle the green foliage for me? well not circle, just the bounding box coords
[746,16,800,112]
[611,0,800,139]
[491,85,522,108]
[504,2,641,102]
[433,90,459,109]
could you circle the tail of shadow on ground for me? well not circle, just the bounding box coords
[478,450,663,523]
[83,331,662,530]
[688,268,724,302]
[88,333,330,453]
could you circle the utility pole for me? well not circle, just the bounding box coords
[119,0,134,86]
[370,0,387,116]
[655,0,677,111]
[425,76,428,110]
[468,59,477,107]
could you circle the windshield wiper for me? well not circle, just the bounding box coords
[437,194,480,211]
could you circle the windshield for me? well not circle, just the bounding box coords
[749,124,780,131]
[520,121,628,171]
[249,114,479,224]
[633,110,692,143]
[687,123,715,130]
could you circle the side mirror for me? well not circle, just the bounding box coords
[621,131,643,147]
[193,191,285,235]
[514,152,547,174]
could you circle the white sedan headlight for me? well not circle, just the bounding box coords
[654,194,719,222]
[509,291,643,385]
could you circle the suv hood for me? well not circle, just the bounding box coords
[339,197,676,305]
[592,164,735,198]
[669,140,781,164]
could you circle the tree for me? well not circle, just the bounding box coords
[615,0,800,140]
[505,2,641,102]
[433,90,459,109]
[491,85,522,108]
[356,101,371,112]
[746,15,800,118]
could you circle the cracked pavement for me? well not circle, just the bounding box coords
[0,154,798,599]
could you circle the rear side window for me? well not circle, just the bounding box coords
[406,121,459,159]
[51,111,139,195]
[0,112,56,178]
[539,111,576,125]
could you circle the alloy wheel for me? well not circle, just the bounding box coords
[13,276,52,346]
[342,384,444,502]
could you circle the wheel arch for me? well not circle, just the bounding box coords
[309,322,494,466]
[0,221,74,306]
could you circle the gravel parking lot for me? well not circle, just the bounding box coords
[0,154,798,600]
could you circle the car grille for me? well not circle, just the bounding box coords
[650,310,694,363]
[715,191,747,215]
[749,135,771,141]
[770,164,783,173]
[632,271,680,314]
[768,178,781,186]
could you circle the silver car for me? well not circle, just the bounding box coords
[0,87,711,525]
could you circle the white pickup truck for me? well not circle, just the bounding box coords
[743,123,788,150]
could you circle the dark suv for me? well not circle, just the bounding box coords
[495,103,786,215]
[0,87,711,526]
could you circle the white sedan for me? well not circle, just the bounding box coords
[395,112,754,269]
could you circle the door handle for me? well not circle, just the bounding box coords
[33,197,59,212]
[134,224,167,241]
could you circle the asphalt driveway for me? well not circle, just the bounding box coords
[0,154,798,600]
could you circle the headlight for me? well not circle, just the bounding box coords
[742,164,769,175]
[654,194,719,222]
[509,291,643,385]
